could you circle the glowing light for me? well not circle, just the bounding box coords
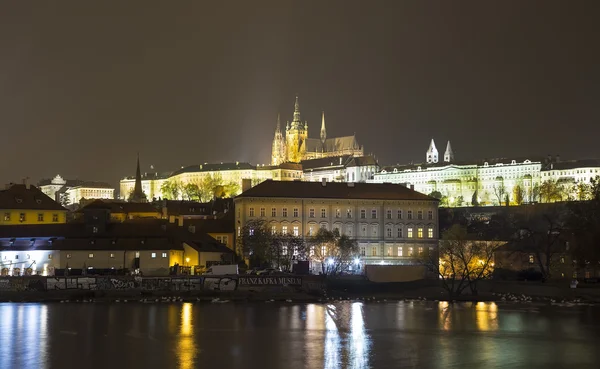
[185,257,190,263]
[327,258,334,266]
[354,258,360,265]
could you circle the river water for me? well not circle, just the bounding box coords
[0,301,598,369]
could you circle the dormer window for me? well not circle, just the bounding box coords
[35,199,42,204]
[15,198,23,204]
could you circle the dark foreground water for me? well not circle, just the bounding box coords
[1,301,599,369]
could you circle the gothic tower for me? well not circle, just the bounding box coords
[426,139,439,164]
[320,111,327,145]
[286,95,308,163]
[271,114,286,165]
[129,153,147,202]
[444,141,454,163]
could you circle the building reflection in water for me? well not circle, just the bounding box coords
[349,302,369,368]
[0,304,48,369]
[324,304,341,369]
[476,302,498,332]
[176,303,197,369]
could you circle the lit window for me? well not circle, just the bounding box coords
[321,245,327,256]
[237,227,241,236]
[38,214,44,222]
[417,228,423,238]
[110,253,115,258]
[408,247,414,256]
[19,213,26,222]
[282,208,288,217]
[260,208,265,217]
[428,211,433,220]
[347,209,352,218]
[162,252,167,258]
[271,208,276,217]
[418,247,424,255]
[309,209,315,218]
[387,246,392,256]
[321,208,326,218]
[293,226,299,236]
[249,208,255,217]
[428,228,433,238]
[397,247,403,257]
[66,254,72,259]
[407,228,413,238]
[386,227,392,237]
[3,213,10,221]
[417,211,423,220]
[397,227,403,238]
[360,209,366,219]
[397,210,402,219]
[249,228,255,236]
[282,225,288,234]
[309,225,314,236]
[151,253,156,258]
[372,247,377,256]
[371,209,377,219]
[293,208,299,217]
[335,208,341,218]
[135,252,140,258]
[271,225,277,235]
[88,253,94,258]
[92,226,98,233]
[407,211,413,220]
[282,246,288,255]
[48,253,53,260]
[529,254,534,264]
[386,210,392,219]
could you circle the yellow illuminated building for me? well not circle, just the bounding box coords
[0,183,67,226]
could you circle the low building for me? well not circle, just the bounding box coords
[183,211,235,251]
[77,200,161,222]
[161,198,233,222]
[38,174,114,204]
[302,155,379,183]
[0,219,233,276]
[0,183,67,225]
[234,180,439,274]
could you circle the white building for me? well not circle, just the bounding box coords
[302,155,379,183]
[371,140,600,206]
[39,175,114,205]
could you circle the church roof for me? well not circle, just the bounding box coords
[236,180,437,201]
[541,159,600,171]
[305,136,361,153]
[301,155,353,170]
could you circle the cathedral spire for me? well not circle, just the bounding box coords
[275,113,281,133]
[130,153,147,202]
[292,95,301,126]
[444,140,454,163]
[320,111,327,144]
[426,139,439,164]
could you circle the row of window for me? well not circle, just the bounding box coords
[3,213,60,222]
[360,245,434,257]
[247,207,434,220]
[3,253,53,260]
[249,224,435,239]
[63,252,169,259]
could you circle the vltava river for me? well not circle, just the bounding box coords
[1,301,599,368]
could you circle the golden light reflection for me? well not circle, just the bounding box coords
[177,303,197,369]
[475,302,498,332]
[438,301,452,331]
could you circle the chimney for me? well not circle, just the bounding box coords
[555,154,560,163]
[23,177,30,190]
[241,178,252,192]
[321,178,327,186]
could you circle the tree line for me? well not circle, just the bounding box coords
[235,219,359,275]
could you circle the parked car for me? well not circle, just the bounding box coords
[256,268,281,275]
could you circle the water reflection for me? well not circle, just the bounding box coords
[476,302,498,332]
[349,303,369,368]
[321,302,370,369]
[0,304,48,369]
[176,303,196,369]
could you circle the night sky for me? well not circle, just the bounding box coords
[1,1,599,186]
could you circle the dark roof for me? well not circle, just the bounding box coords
[122,172,171,181]
[346,156,379,168]
[305,136,361,153]
[541,159,600,171]
[80,200,159,214]
[70,181,114,189]
[38,178,113,189]
[0,184,67,211]
[184,215,235,234]
[236,180,438,201]
[164,200,211,216]
[0,220,232,253]
[301,156,352,171]
[171,162,256,176]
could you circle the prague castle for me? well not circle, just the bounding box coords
[271,96,364,165]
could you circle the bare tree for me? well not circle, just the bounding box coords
[493,179,506,206]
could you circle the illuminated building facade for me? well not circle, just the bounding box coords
[39,174,114,205]
[234,180,439,271]
[0,183,67,225]
[271,96,364,165]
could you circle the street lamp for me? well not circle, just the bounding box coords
[354,258,360,265]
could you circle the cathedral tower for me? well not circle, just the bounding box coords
[426,139,439,164]
[129,153,147,202]
[271,114,286,165]
[320,111,327,144]
[444,141,454,163]
[286,95,308,163]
